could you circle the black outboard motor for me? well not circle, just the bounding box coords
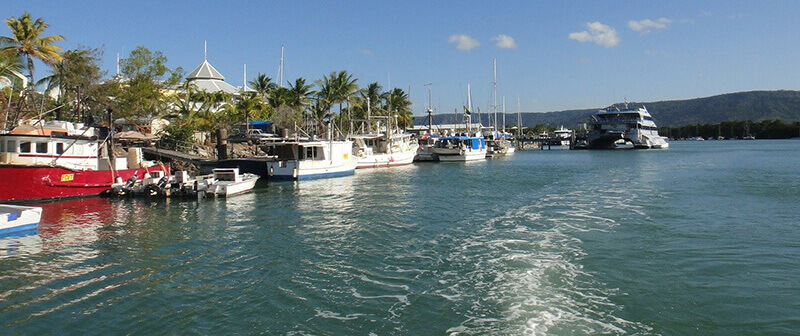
[124,171,139,189]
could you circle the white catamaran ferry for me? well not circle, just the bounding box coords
[586,102,669,149]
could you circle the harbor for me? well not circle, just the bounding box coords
[2,140,799,335]
[3,3,800,335]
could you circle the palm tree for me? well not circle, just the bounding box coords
[385,88,413,128]
[249,73,276,98]
[287,77,313,109]
[1,12,64,88]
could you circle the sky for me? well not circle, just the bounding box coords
[5,1,800,116]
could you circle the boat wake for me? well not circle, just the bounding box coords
[439,188,655,335]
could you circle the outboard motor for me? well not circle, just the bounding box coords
[124,172,139,189]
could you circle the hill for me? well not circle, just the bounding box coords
[414,90,800,128]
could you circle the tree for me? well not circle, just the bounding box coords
[37,46,107,120]
[249,73,277,99]
[287,77,313,110]
[385,87,413,128]
[116,46,182,121]
[1,12,64,88]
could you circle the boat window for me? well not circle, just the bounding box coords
[6,140,15,153]
[56,143,65,154]
[19,141,31,153]
[36,142,48,154]
[0,140,4,152]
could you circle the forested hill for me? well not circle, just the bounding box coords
[414,91,800,127]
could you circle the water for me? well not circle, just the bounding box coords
[1,140,799,335]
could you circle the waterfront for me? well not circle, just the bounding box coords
[1,140,799,335]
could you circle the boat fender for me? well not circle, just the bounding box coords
[292,168,298,179]
[269,167,274,176]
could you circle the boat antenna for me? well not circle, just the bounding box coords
[517,94,522,138]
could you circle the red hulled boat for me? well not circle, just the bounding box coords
[0,120,168,202]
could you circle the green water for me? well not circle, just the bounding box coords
[1,140,798,335]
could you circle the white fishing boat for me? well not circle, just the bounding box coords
[203,168,259,197]
[352,133,417,168]
[350,112,417,169]
[0,204,42,235]
[586,101,669,149]
[263,139,356,179]
[431,135,487,161]
[414,135,439,161]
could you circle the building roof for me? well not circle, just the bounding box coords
[187,60,226,80]
[190,79,239,94]
[186,58,239,94]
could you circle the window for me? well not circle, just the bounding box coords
[0,140,4,152]
[7,141,16,153]
[36,142,48,154]
[56,143,65,155]
[19,141,31,153]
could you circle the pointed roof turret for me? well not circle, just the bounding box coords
[185,42,238,94]
[187,60,226,81]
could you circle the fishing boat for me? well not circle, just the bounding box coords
[350,114,417,169]
[431,134,487,161]
[263,138,356,180]
[484,129,514,157]
[352,133,417,168]
[586,102,669,149]
[414,134,439,161]
[0,204,42,235]
[0,120,168,201]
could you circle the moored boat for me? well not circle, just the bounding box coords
[352,132,417,169]
[0,120,168,201]
[431,134,487,161]
[204,168,259,196]
[0,204,42,235]
[263,139,357,179]
[586,102,669,149]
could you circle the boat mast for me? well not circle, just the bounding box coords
[493,58,498,131]
[467,84,473,132]
[502,96,506,133]
[424,83,433,134]
[278,45,284,88]
[517,94,522,138]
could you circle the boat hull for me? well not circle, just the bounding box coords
[266,160,356,180]
[355,150,416,169]
[0,165,168,202]
[211,175,259,196]
[435,149,487,162]
[0,205,42,235]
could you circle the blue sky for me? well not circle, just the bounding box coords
[5,1,800,116]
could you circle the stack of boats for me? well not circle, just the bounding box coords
[110,168,258,198]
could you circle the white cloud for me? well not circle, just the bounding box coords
[569,22,620,48]
[359,49,374,56]
[628,18,673,33]
[492,34,518,49]
[448,34,480,51]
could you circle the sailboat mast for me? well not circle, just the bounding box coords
[279,45,284,88]
[493,59,498,130]
[424,83,433,134]
[502,96,506,133]
[517,94,522,138]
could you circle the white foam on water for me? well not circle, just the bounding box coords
[314,308,364,321]
[439,185,654,335]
